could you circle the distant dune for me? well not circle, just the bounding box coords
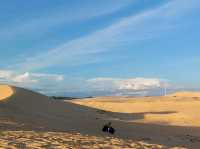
[169,91,200,97]
[1,85,200,148]
[72,96,200,127]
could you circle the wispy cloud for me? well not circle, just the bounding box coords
[10,0,198,71]
[0,0,132,40]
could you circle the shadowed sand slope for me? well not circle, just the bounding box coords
[0,85,200,148]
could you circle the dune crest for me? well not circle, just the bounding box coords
[0,85,14,101]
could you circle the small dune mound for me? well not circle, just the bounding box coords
[169,91,200,97]
[0,85,14,101]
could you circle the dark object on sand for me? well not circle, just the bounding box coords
[102,122,115,134]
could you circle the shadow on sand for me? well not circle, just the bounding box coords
[96,109,177,121]
[1,93,200,148]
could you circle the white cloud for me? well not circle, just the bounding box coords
[12,72,38,83]
[11,0,199,71]
[0,70,12,80]
[118,78,162,90]
[0,70,63,85]
[0,70,172,96]
[87,77,168,92]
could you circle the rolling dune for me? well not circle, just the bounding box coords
[0,85,200,148]
[72,96,200,127]
[169,92,200,98]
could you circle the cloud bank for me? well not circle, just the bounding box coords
[0,69,170,97]
[87,77,169,96]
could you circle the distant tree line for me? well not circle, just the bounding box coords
[50,96,93,100]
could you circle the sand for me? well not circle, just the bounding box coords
[0,85,14,101]
[169,92,200,98]
[0,85,200,148]
[72,96,200,127]
[0,131,170,149]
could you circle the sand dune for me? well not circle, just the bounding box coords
[0,85,200,148]
[169,92,200,97]
[72,96,200,127]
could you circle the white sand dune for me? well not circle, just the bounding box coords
[0,85,200,148]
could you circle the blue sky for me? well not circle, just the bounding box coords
[0,0,200,96]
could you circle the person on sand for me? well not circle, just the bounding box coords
[102,122,115,134]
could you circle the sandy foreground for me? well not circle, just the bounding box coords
[0,85,200,148]
[0,131,171,149]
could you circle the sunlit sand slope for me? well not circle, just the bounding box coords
[0,131,174,149]
[169,92,200,97]
[72,96,200,127]
[0,85,13,101]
